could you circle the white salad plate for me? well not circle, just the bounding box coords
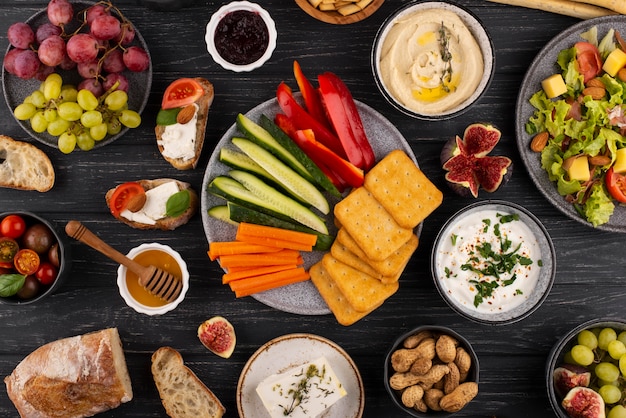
[236,333,364,418]
[201,94,418,315]
[515,15,626,232]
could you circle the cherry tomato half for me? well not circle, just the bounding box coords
[109,182,145,217]
[606,166,626,203]
[0,215,26,239]
[14,249,40,275]
[0,237,19,263]
[161,78,204,110]
[35,261,58,285]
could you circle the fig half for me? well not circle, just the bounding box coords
[553,364,592,398]
[198,316,236,358]
[562,387,606,418]
[441,123,513,198]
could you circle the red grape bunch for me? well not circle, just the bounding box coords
[4,0,150,98]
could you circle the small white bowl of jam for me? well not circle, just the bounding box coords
[116,243,189,315]
[205,1,277,72]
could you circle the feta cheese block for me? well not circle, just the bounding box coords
[255,356,347,418]
[121,181,180,225]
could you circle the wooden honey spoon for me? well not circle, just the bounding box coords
[65,220,183,303]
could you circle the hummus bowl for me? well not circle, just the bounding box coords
[371,0,494,120]
[431,200,556,325]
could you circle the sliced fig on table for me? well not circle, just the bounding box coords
[198,316,236,358]
[441,123,513,198]
[562,387,605,418]
[553,364,592,398]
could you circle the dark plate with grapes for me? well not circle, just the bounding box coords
[2,0,152,152]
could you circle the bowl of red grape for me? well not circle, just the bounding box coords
[2,0,152,153]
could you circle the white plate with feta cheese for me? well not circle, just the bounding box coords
[236,333,364,418]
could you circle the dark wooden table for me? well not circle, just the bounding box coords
[1,0,622,416]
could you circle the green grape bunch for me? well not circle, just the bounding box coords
[14,72,141,153]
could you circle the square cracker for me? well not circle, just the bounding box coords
[309,261,380,326]
[330,239,401,284]
[333,186,413,261]
[364,149,443,229]
[321,253,399,313]
[336,228,418,278]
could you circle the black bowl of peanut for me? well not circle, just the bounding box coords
[384,325,479,416]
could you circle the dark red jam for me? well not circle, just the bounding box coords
[214,10,269,66]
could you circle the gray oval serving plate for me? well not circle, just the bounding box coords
[515,15,626,233]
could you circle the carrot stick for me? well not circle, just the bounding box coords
[218,249,301,268]
[229,267,310,297]
[222,264,297,284]
[208,241,283,261]
[235,233,313,252]
[236,222,317,247]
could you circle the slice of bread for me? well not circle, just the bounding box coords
[0,135,54,192]
[151,347,225,418]
[105,178,198,230]
[155,78,214,170]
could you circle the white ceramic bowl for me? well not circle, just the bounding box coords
[116,243,189,315]
[371,0,494,120]
[431,200,556,325]
[205,1,277,72]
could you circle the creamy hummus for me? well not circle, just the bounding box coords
[379,8,484,115]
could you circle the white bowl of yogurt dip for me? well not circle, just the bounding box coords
[431,200,556,325]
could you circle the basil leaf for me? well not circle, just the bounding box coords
[166,190,190,218]
[0,274,26,297]
[156,108,181,126]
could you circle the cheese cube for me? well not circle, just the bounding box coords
[602,48,626,77]
[567,155,590,182]
[613,148,626,174]
[256,356,347,418]
[541,74,568,99]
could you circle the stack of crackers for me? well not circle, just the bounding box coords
[310,150,443,326]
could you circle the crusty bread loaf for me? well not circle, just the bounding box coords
[155,78,214,170]
[151,346,225,418]
[0,135,54,192]
[4,328,133,418]
[105,178,198,230]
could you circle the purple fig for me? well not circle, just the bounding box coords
[553,364,592,398]
[562,387,605,418]
[440,123,513,198]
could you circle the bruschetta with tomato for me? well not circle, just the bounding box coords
[155,77,214,170]
[105,179,198,230]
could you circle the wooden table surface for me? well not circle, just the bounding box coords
[0,1,622,417]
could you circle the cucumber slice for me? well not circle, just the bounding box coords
[259,114,341,198]
[231,137,330,215]
[207,205,238,226]
[228,170,328,234]
[237,113,315,183]
[208,175,328,234]
[227,202,334,251]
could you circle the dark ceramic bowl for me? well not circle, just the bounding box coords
[546,318,626,418]
[431,200,556,325]
[0,211,71,305]
[384,325,479,416]
[371,0,494,120]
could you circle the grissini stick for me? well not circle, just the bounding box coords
[485,0,617,19]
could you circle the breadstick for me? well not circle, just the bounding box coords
[485,0,617,19]
[569,0,626,14]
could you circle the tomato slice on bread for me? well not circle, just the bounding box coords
[606,166,626,203]
[161,78,204,110]
[110,182,146,217]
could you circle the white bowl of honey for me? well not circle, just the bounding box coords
[116,243,189,315]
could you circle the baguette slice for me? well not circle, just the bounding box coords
[4,328,133,418]
[151,347,225,418]
[105,178,198,230]
[155,78,214,170]
[0,135,54,192]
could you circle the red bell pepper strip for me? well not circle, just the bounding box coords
[318,72,376,170]
[293,60,331,130]
[293,129,364,189]
[276,82,347,159]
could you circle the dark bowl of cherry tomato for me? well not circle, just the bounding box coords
[0,211,71,305]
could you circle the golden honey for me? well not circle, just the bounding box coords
[125,249,183,307]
